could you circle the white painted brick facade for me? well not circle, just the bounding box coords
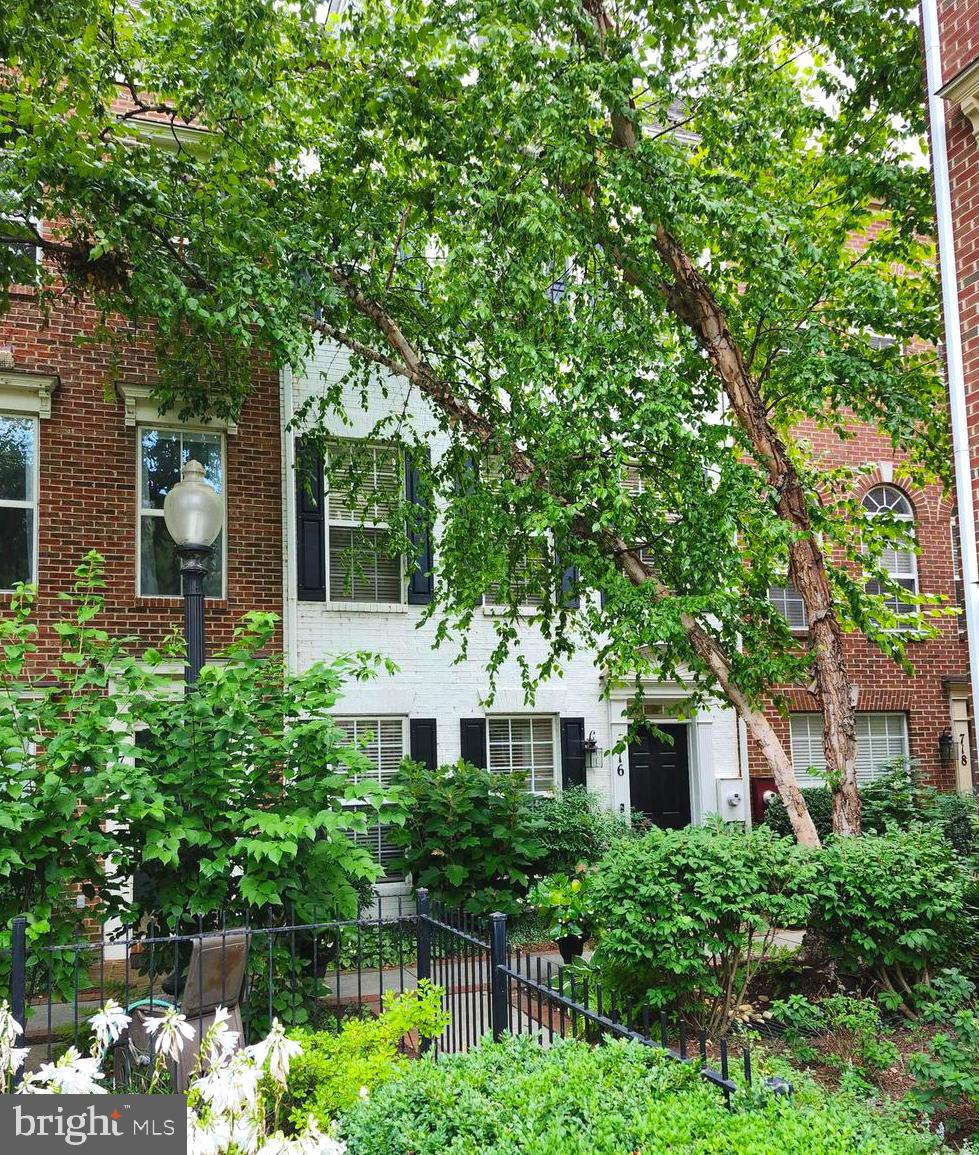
[281,341,748,886]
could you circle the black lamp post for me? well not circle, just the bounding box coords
[163,459,223,686]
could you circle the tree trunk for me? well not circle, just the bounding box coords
[582,0,861,835]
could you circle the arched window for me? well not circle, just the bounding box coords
[862,485,918,616]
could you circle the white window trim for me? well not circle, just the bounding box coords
[0,371,58,420]
[0,413,39,593]
[325,440,405,606]
[332,714,408,882]
[790,712,909,786]
[862,485,919,623]
[487,713,558,795]
[117,383,238,434]
[136,425,228,599]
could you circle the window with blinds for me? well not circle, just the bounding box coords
[487,716,555,792]
[333,716,406,880]
[862,485,918,618]
[326,441,403,603]
[484,540,549,608]
[789,713,909,787]
[767,584,808,630]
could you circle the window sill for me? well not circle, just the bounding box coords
[322,601,409,613]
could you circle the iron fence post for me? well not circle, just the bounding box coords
[415,889,431,984]
[10,916,26,1086]
[489,911,508,1042]
[415,890,433,1054]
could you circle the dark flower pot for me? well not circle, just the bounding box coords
[556,934,585,965]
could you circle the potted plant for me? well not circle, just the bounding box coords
[526,869,593,964]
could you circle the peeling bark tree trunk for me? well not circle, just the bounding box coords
[582,0,861,836]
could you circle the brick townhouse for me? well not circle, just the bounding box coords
[0,81,972,895]
[0,266,283,668]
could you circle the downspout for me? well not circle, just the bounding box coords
[922,0,979,769]
[281,364,300,673]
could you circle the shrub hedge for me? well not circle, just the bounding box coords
[587,823,819,1032]
[763,765,979,856]
[338,1035,943,1155]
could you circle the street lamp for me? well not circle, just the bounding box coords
[163,459,223,686]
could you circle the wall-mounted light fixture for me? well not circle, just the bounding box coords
[939,728,955,768]
[583,730,601,771]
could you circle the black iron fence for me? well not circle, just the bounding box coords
[6,889,754,1105]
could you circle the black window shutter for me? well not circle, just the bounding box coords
[409,718,438,770]
[460,718,487,769]
[295,437,326,601]
[405,449,434,604]
[560,717,587,790]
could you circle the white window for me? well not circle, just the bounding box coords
[488,716,556,793]
[862,485,917,616]
[327,441,403,604]
[333,716,406,879]
[484,540,549,608]
[790,712,909,786]
[138,427,225,597]
[768,584,808,630]
[0,415,37,590]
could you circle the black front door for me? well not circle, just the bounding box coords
[628,724,692,828]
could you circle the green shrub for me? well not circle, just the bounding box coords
[525,870,593,940]
[588,823,818,1033]
[808,831,974,1008]
[338,1035,942,1155]
[763,763,979,857]
[388,760,544,914]
[524,788,634,874]
[266,982,449,1132]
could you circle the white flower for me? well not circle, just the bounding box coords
[89,1000,130,1056]
[144,1006,194,1062]
[0,1001,23,1051]
[358,1086,369,1100]
[25,1047,106,1094]
[196,1051,261,1114]
[187,1110,222,1155]
[202,1006,239,1067]
[245,1020,302,1086]
[8,1047,29,1075]
[294,1121,347,1155]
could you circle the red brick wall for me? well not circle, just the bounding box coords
[750,420,970,792]
[0,290,283,666]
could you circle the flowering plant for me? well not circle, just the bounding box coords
[0,1000,344,1155]
[525,869,593,941]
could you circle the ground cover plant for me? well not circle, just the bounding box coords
[337,1034,944,1155]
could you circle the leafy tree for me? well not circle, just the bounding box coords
[0,553,397,998]
[0,0,951,841]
